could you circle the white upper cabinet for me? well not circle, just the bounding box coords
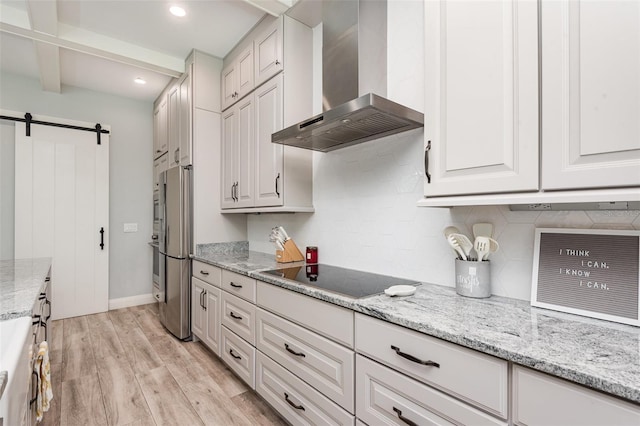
[153,96,168,159]
[221,95,256,209]
[254,74,284,207]
[424,0,539,198]
[220,16,313,213]
[178,69,192,167]
[421,0,640,206]
[254,18,284,87]
[541,0,640,190]
[222,44,254,112]
[167,84,180,168]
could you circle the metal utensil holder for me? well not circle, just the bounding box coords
[455,259,491,298]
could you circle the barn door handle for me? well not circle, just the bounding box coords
[99,227,105,250]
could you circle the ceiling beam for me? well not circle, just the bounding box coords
[0,4,184,79]
[0,22,183,78]
[26,0,61,92]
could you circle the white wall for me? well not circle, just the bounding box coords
[247,1,640,301]
[0,72,153,300]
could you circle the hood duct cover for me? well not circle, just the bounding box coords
[273,0,423,152]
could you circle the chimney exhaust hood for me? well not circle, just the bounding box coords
[272,0,424,152]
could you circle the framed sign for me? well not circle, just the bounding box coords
[531,228,640,327]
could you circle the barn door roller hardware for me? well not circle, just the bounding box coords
[0,112,110,145]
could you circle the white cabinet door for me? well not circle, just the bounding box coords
[236,94,256,208]
[179,69,192,166]
[513,366,640,425]
[153,155,161,192]
[254,18,283,86]
[154,96,168,158]
[424,0,539,197]
[221,107,237,209]
[541,0,640,190]
[167,84,180,168]
[192,277,207,339]
[254,75,284,207]
[221,62,237,112]
[237,44,254,100]
[204,285,221,355]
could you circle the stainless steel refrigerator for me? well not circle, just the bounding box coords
[158,166,192,340]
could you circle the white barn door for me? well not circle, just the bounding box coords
[14,118,109,319]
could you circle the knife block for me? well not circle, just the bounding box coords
[276,239,305,263]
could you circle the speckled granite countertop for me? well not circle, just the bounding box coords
[194,246,640,403]
[0,258,51,320]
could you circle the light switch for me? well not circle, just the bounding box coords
[123,223,138,233]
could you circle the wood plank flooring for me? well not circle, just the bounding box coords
[41,303,286,426]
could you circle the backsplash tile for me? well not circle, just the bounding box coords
[247,129,640,301]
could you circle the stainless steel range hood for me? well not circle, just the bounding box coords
[272,0,424,152]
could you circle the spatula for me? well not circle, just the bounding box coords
[473,223,494,239]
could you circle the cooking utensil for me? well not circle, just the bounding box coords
[443,226,461,239]
[451,233,474,260]
[472,223,494,239]
[447,234,467,260]
[474,237,490,262]
[485,237,499,260]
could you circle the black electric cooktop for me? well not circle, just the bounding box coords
[261,264,420,299]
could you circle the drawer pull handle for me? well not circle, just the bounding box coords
[391,345,440,368]
[284,392,305,411]
[200,270,209,275]
[229,312,242,320]
[284,343,306,358]
[230,282,243,288]
[229,349,242,360]
[393,407,418,426]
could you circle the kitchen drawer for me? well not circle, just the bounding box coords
[221,326,255,389]
[222,270,256,303]
[257,281,354,348]
[356,355,506,426]
[193,260,221,287]
[256,351,355,426]
[221,291,256,345]
[513,366,640,425]
[256,308,355,412]
[355,314,508,418]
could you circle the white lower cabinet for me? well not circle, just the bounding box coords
[256,307,355,412]
[356,355,506,426]
[513,366,640,425]
[221,291,256,345]
[191,276,221,355]
[221,325,255,389]
[256,352,354,426]
[355,314,508,418]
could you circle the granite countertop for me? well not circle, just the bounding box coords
[194,247,640,403]
[0,258,52,320]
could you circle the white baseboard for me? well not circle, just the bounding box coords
[109,293,156,310]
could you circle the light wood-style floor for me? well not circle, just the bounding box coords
[41,303,287,426]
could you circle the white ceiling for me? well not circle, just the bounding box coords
[0,0,270,102]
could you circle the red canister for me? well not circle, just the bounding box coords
[306,246,318,264]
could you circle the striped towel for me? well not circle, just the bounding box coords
[35,341,54,421]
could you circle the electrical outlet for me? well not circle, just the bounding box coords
[123,223,138,233]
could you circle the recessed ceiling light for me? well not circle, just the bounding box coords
[170,6,186,17]
[134,78,146,85]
